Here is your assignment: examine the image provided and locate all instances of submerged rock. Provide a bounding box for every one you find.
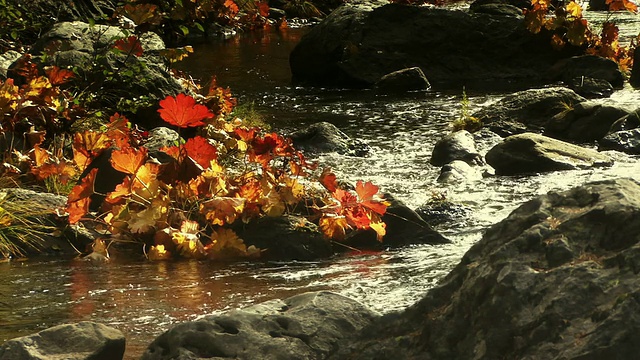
[330,178,640,360]
[0,321,125,360]
[374,67,431,93]
[472,87,586,136]
[599,128,640,155]
[486,132,613,175]
[290,4,577,90]
[289,121,370,156]
[142,291,377,360]
[436,160,483,183]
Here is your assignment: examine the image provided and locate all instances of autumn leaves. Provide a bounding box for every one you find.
[60,89,389,261]
[524,0,637,71]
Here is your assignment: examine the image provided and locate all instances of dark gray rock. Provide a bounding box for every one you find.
[599,128,640,154]
[290,4,578,90]
[374,67,431,93]
[348,194,450,248]
[588,0,609,10]
[289,121,370,156]
[549,55,625,89]
[26,21,182,103]
[430,130,483,167]
[0,321,125,360]
[0,51,21,80]
[330,178,640,360]
[472,87,586,136]
[486,132,613,175]
[142,291,377,360]
[545,101,631,142]
[234,215,333,261]
[470,3,523,16]
[415,200,471,228]
[567,76,614,98]
[469,0,531,10]
[631,46,640,88]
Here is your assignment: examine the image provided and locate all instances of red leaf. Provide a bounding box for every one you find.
[113,35,144,56]
[45,66,75,85]
[320,168,338,192]
[67,168,98,224]
[110,147,147,175]
[256,1,270,17]
[158,93,213,128]
[184,136,217,168]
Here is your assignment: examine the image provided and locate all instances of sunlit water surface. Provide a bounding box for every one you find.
[1,11,639,359]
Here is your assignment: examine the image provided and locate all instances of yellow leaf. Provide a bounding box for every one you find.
[566,1,583,17]
[263,190,285,217]
[205,228,260,260]
[369,213,386,242]
[148,244,172,260]
[319,215,349,240]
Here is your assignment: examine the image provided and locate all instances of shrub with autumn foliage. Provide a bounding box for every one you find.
[61,88,388,261]
[524,0,638,72]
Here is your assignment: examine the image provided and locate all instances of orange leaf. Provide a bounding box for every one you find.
[256,1,270,17]
[105,176,132,204]
[110,147,147,175]
[119,3,162,26]
[355,180,387,215]
[66,168,98,224]
[184,136,217,168]
[200,197,245,226]
[566,1,583,17]
[566,18,589,46]
[45,66,75,85]
[113,35,144,56]
[606,0,638,12]
[158,93,213,128]
[601,22,619,45]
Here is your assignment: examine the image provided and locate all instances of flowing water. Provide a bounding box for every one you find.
[1,11,640,359]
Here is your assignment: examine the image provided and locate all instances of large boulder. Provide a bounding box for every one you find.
[142,291,377,360]
[330,178,640,359]
[485,132,613,175]
[545,101,632,142]
[290,4,579,90]
[472,87,586,136]
[0,321,125,360]
[548,55,625,89]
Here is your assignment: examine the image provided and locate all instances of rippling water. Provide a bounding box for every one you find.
[1,11,640,359]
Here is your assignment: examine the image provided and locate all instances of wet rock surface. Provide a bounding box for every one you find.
[329,178,640,360]
[141,291,377,360]
[0,321,125,360]
[486,132,613,175]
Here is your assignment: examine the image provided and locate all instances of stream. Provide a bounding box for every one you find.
[1,10,640,360]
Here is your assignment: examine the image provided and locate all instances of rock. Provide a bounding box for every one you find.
[374,67,431,93]
[469,0,531,10]
[141,291,377,360]
[566,76,614,98]
[630,46,640,88]
[588,0,609,10]
[549,55,625,89]
[470,3,523,16]
[25,21,182,104]
[545,101,631,142]
[599,128,640,154]
[415,200,471,228]
[472,87,586,136]
[331,178,640,360]
[289,121,370,156]
[430,130,483,167]
[436,160,483,183]
[485,132,613,175]
[0,321,125,360]
[234,215,333,261]
[290,4,578,90]
[348,194,450,248]
[0,50,21,80]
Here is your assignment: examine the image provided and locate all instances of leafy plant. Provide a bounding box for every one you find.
[451,87,481,132]
[523,0,638,71]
